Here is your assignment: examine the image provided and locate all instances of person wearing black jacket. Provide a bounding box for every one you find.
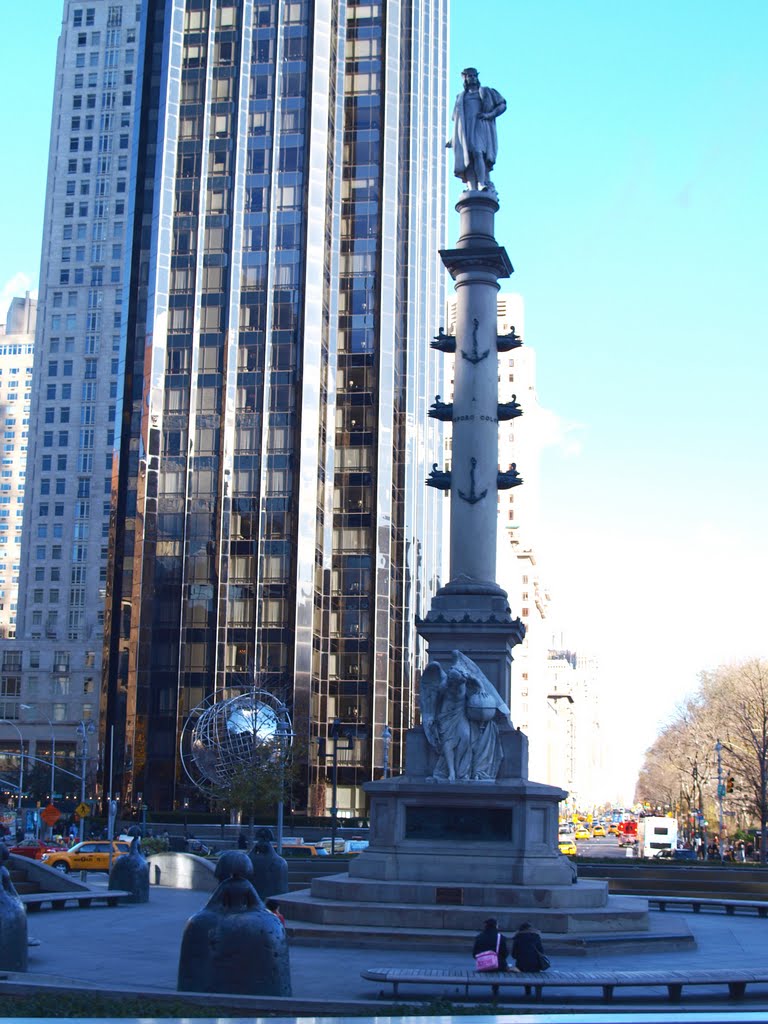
[511,921,546,970]
[473,917,508,995]
[473,917,508,968]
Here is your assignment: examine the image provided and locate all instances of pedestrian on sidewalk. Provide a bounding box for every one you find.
[266,898,286,927]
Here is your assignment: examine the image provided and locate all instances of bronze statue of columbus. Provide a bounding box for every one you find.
[447,68,507,191]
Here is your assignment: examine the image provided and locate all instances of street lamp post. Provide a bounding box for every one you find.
[381,725,392,779]
[318,719,355,854]
[76,719,96,842]
[715,739,725,862]
[20,706,59,836]
[183,796,190,838]
[49,725,55,806]
[0,718,24,820]
[274,708,294,857]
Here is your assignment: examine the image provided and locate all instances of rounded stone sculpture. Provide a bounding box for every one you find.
[178,850,290,996]
[0,842,28,972]
[108,836,149,903]
[247,827,288,900]
[215,849,254,885]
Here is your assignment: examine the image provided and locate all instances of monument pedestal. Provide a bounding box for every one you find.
[351,768,572,887]
[416,580,524,711]
[280,724,651,938]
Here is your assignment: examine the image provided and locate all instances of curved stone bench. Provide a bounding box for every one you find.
[649,894,768,916]
[21,890,130,912]
[146,852,217,891]
[362,966,768,1003]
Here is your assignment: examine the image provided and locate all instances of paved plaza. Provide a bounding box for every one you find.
[11,880,768,1014]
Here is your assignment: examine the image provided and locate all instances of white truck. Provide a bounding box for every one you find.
[638,816,678,858]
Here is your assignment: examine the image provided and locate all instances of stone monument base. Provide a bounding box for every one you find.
[351,775,572,886]
[280,768,651,938]
[280,878,650,937]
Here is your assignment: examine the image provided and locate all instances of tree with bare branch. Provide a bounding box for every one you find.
[700,660,768,864]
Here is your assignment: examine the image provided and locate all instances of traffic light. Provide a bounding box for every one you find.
[727,775,735,794]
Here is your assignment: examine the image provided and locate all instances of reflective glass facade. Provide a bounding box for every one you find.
[102,0,448,814]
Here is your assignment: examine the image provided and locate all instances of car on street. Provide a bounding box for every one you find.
[273,842,329,857]
[654,847,697,861]
[41,839,130,872]
[8,839,68,860]
[558,838,577,856]
[592,825,607,837]
[318,838,369,854]
[608,824,620,835]
[574,827,592,841]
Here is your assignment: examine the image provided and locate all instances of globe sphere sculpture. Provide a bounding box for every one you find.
[180,691,291,795]
[466,689,499,723]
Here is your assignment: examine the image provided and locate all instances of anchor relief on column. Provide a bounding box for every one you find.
[458,457,487,505]
[461,318,489,365]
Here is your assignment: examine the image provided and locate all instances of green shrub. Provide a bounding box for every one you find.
[139,836,169,855]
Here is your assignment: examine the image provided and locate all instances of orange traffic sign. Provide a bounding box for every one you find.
[40,804,61,827]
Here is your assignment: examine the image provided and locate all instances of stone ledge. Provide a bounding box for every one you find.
[279,914,693,954]
[0,975,385,1015]
[280,888,650,934]
[310,874,609,909]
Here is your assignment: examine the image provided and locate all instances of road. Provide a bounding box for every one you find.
[573,833,636,859]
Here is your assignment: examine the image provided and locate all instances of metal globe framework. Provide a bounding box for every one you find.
[180,690,292,796]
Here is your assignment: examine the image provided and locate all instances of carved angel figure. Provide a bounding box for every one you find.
[419,650,510,782]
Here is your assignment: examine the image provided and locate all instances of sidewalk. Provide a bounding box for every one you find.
[16,883,768,1006]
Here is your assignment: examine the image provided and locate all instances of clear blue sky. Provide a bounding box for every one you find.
[1,2,766,799]
[449,0,768,798]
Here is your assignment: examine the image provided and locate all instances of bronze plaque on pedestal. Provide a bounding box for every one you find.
[405,806,512,840]
[435,886,464,905]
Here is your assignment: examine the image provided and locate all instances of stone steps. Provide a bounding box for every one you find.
[283,915,694,954]
[311,873,609,908]
[8,863,42,895]
[280,887,650,934]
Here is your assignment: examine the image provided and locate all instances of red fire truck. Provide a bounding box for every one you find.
[617,820,638,845]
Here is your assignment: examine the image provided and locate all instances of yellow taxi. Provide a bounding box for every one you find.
[273,843,329,857]
[41,839,130,873]
[558,838,577,856]
[608,824,620,836]
[591,825,607,838]
[574,827,592,841]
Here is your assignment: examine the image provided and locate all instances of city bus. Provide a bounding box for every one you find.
[638,816,678,858]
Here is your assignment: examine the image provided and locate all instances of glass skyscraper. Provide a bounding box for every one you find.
[10,2,140,786]
[102,0,448,814]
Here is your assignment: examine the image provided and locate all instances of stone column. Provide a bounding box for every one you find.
[444,191,512,584]
[418,189,522,709]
